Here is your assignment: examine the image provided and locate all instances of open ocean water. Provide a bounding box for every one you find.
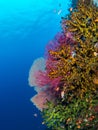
[0,0,73,130]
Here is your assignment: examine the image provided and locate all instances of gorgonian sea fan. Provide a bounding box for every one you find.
[28,56,61,110]
[33,71,50,87]
[28,57,53,110]
[28,57,46,87]
[28,57,61,89]
[30,89,55,111]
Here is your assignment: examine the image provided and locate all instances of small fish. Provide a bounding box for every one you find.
[61,91,64,98]
[55,87,59,91]
[71,51,76,57]
[42,122,45,125]
[58,9,62,15]
[70,7,73,12]
[34,113,37,117]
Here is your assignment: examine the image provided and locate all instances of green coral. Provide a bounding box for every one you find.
[42,92,98,130]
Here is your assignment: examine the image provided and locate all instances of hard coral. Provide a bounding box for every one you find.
[62,0,98,44]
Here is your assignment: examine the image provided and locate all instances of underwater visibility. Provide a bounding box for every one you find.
[28,0,98,129]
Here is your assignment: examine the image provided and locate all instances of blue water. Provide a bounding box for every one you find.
[0,0,71,130]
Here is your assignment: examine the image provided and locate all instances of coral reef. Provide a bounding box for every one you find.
[62,0,98,44]
[28,0,98,129]
[42,93,98,130]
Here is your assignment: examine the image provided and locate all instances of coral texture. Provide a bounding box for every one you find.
[29,0,98,129]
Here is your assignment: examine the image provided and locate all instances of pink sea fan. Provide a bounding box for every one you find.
[28,57,46,87]
[34,70,61,89]
[34,70,50,87]
[31,90,54,111]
